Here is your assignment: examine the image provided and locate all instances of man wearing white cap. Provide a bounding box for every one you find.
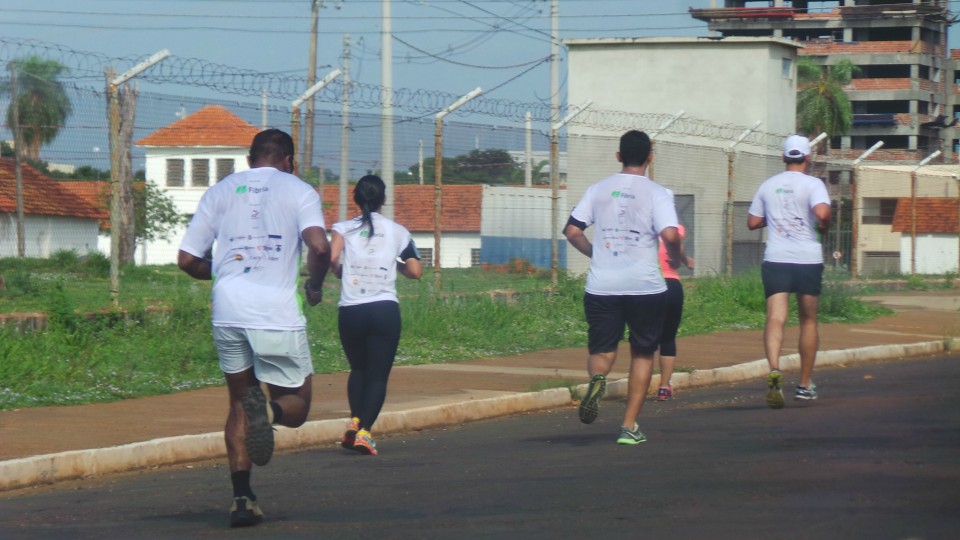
[747,135,831,408]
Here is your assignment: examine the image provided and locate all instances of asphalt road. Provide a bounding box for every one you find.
[2,353,958,540]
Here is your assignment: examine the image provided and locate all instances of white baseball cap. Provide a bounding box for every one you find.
[783,135,811,158]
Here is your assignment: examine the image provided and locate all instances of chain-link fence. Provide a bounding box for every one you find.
[2,47,959,284]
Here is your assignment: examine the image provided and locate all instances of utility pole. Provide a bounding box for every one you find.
[339,33,352,222]
[724,120,761,276]
[850,141,884,279]
[105,50,170,304]
[434,87,483,292]
[550,0,559,126]
[9,62,25,257]
[304,0,323,181]
[551,101,592,285]
[381,0,395,217]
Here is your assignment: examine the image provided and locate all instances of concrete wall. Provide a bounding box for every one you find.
[855,164,958,273]
[563,37,800,276]
[143,147,249,216]
[137,146,249,265]
[480,185,567,269]
[412,232,479,270]
[0,215,101,258]
[564,37,800,143]
[899,234,959,274]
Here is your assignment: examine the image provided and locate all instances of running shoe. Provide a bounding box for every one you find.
[616,423,647,445]
[766,370,785,409]
[229,496,264,527]
[794,383,818,401]
[352,429,378,455]
[241,386,275,466]
[656,386,673,401]
[578,373,606,424]
[341,417,360,449]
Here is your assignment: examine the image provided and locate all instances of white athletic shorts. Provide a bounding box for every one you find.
[213,327,314,388]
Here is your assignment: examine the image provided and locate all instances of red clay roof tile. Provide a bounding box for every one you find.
[135,105,259,148]
[0,160,106,220]
[892,197,960,234]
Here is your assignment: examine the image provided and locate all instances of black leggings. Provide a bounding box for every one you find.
[659,279,684,357]
[338,301,402,431]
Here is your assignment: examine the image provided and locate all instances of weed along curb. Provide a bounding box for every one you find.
[1,340,954,493]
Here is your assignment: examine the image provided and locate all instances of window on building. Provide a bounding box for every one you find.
[918,101,929,115]
[862,198,898,225]
[854,65,909,79]
[191,159,210,187]
[216,159,235,182]
[781,57,793,79]
[166,159,184,187]
[419,247,434,268]
[470,248,481,267]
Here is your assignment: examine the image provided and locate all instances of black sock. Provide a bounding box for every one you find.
[269,402,283,425]
[231,471,255,500]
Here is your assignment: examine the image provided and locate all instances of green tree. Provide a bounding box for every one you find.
[4,57,73,162]
[410,149,522,185]
[135,180,185,246]
[796,57,858,142]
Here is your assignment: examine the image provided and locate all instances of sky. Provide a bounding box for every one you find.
[3,0,960,171]
[0,0,732,110]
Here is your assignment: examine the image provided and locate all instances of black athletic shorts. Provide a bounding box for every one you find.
[583,291,667,356]
[761,261,824,298]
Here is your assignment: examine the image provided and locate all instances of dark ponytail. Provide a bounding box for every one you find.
[354,175,386,238]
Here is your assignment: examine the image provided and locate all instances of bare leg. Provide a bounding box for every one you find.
[587,351,618,378]
[224,370,259,473]
[266,375,313,428]
[658,355,675,389]
[622,351,655,428]
[764,293,790,371]
[796,294,820,388]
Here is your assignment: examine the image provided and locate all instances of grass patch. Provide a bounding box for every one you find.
[0,258,893,410]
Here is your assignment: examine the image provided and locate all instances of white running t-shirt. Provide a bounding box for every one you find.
[180,166,326,329]
[748,170,830,264]
[333,213,415,307]
[569,173,678,296]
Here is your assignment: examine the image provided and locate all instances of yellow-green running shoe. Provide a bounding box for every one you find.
[578,374,606,424]
[616,423,647,445]
[766,370,785,409]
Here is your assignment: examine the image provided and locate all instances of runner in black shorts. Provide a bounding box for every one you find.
[761,262,824,298]
[748,135,831,409]
[564,130,685,445]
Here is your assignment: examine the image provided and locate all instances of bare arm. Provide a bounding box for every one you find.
[398,257,423,280]
[328,230,344,280]
[177,250,212,281]
[747,213,766,231]
[302,226,331,306]
[660,226,685,269]
[812,202,831,235]
[563,223,592,258]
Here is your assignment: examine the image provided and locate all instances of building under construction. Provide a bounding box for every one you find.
[690,0,955,163]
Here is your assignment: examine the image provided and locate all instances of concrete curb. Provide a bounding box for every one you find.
[1,340,953,492]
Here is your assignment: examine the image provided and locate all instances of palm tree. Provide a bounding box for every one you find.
[796,57,859,144]
[4,56,73,162]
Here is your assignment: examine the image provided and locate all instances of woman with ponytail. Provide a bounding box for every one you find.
[329,175,422,455]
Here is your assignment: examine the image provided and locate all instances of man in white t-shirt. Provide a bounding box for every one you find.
[748,134,831,409]
[177,129,330,527]
[564,130,684,446]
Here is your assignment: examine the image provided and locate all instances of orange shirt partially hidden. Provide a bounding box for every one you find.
[658,224,686,281]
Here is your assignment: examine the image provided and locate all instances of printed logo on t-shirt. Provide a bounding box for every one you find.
[611,190,635,199]
[234,185,269,195]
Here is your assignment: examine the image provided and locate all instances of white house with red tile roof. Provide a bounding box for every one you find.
[134,105,259,264]
[0,160,104,258]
